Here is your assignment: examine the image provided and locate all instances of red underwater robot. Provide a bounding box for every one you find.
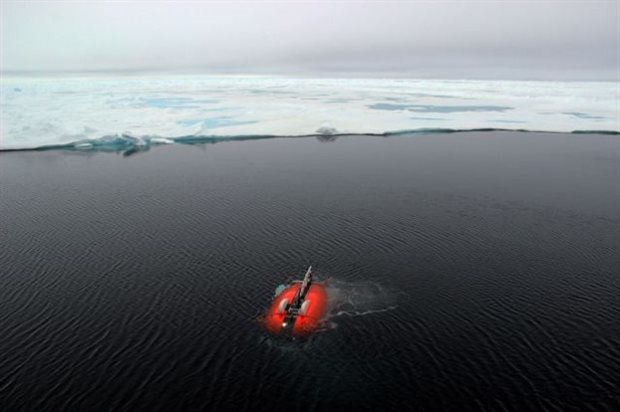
[263,266,328,338]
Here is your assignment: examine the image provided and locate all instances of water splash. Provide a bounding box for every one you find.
[325,279,398,320]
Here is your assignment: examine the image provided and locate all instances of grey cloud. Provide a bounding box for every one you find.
[1,1,618,80]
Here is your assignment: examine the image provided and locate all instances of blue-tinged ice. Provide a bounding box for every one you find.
[1,76,618,150]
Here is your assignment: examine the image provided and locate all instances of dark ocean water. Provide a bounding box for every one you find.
[1,132,619,411]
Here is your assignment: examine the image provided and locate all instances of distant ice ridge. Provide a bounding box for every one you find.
[1,75,618,150]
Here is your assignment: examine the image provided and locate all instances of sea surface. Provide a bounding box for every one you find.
[1,131,619,411]
[1,75,618,150]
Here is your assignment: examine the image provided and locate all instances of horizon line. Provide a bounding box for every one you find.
[1,68,617,83]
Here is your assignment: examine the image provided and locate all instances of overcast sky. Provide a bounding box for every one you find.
[1,1,618,80]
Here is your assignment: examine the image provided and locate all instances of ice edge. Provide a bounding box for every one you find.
[1,128,618,154]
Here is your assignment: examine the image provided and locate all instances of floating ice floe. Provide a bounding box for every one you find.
[1,75,618,151]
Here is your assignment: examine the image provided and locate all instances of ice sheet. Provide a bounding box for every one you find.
[1,75,618,150]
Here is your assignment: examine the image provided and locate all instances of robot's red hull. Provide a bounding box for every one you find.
[264,283,328,338]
